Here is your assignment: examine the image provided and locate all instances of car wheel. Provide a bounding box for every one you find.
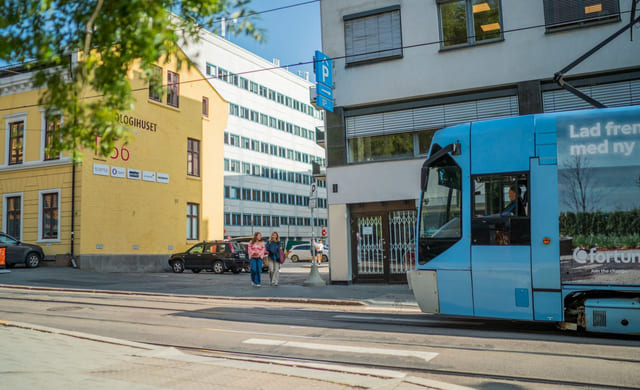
[291,255,299,263]
[213,260,224,274]
[192,268,202,273]
[25,253,41,268]
[321,255,328,263]
[171,260,185,273]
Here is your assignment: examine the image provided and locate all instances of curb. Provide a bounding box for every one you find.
[0,283,366,306]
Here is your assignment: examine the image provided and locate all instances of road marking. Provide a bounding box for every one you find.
[243,338,438,362]
[334,314,426,323]
[333,314,485,326]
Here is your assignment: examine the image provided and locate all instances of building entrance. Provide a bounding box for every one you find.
[350,201,416,283]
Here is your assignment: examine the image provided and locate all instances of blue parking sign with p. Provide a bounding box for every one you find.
[314,50,332,88]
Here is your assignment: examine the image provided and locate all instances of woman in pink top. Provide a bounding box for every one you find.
[248,232,265,287]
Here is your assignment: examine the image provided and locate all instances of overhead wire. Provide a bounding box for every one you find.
[0,8,637,115]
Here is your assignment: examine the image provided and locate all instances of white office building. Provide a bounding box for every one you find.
[320,0,640,283]
[181,29,327,243]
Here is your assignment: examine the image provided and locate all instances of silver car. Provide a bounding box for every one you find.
[286,244,329,263]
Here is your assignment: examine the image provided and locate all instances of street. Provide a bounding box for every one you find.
[1,264,639,389]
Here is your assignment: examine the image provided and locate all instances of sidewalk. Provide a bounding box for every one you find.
[0,321,472,390]
[0,265,418,309]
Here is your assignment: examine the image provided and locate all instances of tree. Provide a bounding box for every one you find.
[0,0,262,161]
[560,155,600,213]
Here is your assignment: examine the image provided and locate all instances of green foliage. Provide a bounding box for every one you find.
[0,0,262,161]
[560,210,640,248]
[572,234,640,249]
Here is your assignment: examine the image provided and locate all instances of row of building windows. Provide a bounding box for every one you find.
[224,213,328,228]
[224,132,326,167]
[224,185,327,208]
[4,115,61,166]
[345,1,620,64]
[3,191,60,242]
[205,62,324,121]
[228,102,318,143]
[223,159,327,188]
[149,66,180,108]
[4,193,201,243]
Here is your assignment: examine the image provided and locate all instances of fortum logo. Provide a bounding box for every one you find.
[573,247,640,264]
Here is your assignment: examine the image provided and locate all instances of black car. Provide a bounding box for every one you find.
[168,240,248,274]
[0,232,44,268]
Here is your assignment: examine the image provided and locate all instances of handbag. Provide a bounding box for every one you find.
[278,248,285,264]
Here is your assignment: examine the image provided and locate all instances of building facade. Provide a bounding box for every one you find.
[320,0,640,283]
[181,30,328,244]
[0,53,227,271]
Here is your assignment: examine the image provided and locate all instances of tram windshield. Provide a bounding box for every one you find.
[418,152,462,264]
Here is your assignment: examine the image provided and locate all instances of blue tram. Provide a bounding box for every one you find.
[407,106,640,335]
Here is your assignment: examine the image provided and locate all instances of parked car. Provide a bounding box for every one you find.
[168,240,248,274]
[0,232,44,268]
[286,243,329,263]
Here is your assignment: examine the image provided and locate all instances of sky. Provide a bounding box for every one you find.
[224,0,322,78]
[0,0,323,77]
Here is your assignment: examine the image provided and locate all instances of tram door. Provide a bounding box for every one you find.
[350,202,416,283]
[470,174,533,320]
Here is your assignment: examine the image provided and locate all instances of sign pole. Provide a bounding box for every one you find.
[304,180,325,287]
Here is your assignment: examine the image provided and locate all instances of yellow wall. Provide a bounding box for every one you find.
[0,52,227,262]
[0,86,74,258]
[78,54,227,255]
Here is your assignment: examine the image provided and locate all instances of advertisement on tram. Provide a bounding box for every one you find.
[557,110,640,285]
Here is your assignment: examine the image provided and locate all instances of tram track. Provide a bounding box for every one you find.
[2,288,639,389]
[144,341,640,390]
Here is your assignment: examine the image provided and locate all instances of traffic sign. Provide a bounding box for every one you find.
[314,50,334,112]
[316,94,334,112]
[314,50,332,88]
[316,83,333,100]
[322,228,326,236]
[310,182,318,200]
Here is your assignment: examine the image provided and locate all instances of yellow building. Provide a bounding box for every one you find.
[0,53,227,271]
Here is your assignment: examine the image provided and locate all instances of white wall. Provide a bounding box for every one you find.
[321,0,640,107]
[326,159,422,205]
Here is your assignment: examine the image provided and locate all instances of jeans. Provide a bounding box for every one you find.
[250,258,263,285]
[268,258,280,285]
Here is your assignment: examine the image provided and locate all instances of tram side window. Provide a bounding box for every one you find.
[471,174,530,245]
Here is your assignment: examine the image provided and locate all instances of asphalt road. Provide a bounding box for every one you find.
[1,281,639,390]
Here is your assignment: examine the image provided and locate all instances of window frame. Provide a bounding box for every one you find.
[3,193,23,240]
[186,202,199,240]
[343,5,403,66]
[38,189,60,242]
[437,0,504,50]
[471,172,530,246]
[202,96,209,118]
[542,0,620,32]
[167,70,180,108]
[187,138,200,177]
[149,65,162,102]
[8,120,25,165]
